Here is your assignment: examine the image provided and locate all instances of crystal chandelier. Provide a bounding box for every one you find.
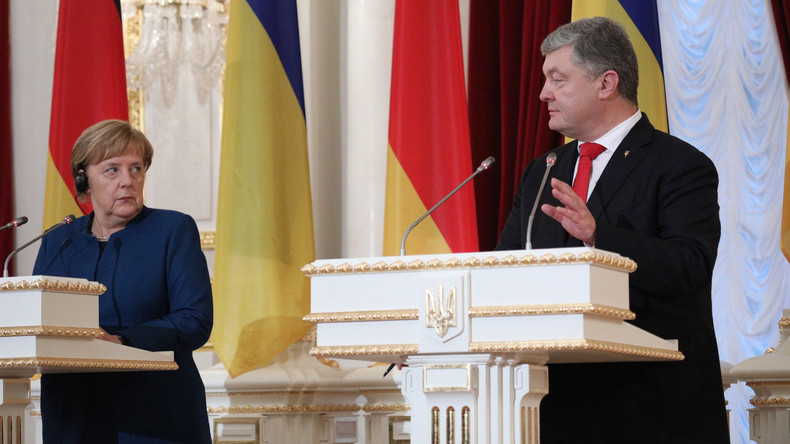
[122,0,228,107]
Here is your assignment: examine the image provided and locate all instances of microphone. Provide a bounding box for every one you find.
[525,153,557,250]
[0,216,28,232]
[3,215,76,278]
[400,156,495,256]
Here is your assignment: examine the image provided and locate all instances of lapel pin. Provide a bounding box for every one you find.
[624,150,630,158]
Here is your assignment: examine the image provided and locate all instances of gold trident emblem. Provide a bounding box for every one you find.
[425,283,457,338]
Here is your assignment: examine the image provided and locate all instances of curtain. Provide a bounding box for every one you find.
[0,0,13,271]
[468,0,571,251]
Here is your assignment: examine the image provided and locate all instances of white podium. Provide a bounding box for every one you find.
[303,247,683,444]
[0,276,177,443]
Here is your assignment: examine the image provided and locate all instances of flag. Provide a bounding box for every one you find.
[383,0,479,256]
[213,0,315,378]
[571,0,668,133]
[45,0,129,224]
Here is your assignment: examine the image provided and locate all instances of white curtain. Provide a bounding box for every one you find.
[658,0,790,442]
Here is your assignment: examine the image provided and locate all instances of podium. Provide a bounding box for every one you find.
[303,247,683,444]
[0,276,177,443]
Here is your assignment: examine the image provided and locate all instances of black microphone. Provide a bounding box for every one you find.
[0,216,28,232]
[526,153,557,250]
[400,156,495,256]
[3,215,76,278]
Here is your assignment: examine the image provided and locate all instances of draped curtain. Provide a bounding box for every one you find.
[658,1,790,442]
[467,0,571,251]
[0,0,13,272]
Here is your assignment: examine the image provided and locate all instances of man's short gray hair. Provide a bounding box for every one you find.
[541,17,639,106]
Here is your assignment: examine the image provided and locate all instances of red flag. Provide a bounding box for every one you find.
[45,0,128,225]
[383,0,479,255]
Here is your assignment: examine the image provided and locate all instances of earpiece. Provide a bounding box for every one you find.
[74,169,89,195]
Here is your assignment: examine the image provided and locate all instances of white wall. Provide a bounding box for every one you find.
[9,0,57,275]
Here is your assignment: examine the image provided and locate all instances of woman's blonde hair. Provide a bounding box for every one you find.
[70,119,154,180]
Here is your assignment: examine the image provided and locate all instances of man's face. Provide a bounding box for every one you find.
[539,45,603,141]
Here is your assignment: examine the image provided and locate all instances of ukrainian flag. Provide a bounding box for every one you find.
[572,0,668,133]
[213,0,315,377]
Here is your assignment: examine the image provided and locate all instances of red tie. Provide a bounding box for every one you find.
[573,142,606,202]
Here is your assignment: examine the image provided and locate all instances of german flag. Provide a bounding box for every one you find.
[45,0,128,225]
[383,0,479,256]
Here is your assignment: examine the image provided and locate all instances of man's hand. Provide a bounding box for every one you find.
[541,178,596,245]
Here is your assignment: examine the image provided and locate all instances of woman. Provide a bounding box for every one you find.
[33,120,213,443]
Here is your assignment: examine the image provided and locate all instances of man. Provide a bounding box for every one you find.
[496,17,729,443]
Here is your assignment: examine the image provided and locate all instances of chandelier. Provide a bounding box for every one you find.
[121,0,229,107]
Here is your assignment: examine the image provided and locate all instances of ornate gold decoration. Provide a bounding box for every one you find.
[354,262,371,272]
[213,417,259,444]
[316,356,339,368]
[779,317,790,328]
[0,326,104,337]
[408,259,425,270]
[426,258,443,269]
[372,261,390,272]
[301,263,318,274]
[749,396,790,407]
[462,406,471,444]
[482,256,499,266]
[206,404,360,414]
[425,284,456,338]
[121,4,145,131]
[310,344,419,358]
[301,251,637,276]
[469,339,684,360]
[336,263,354,273]
[199,231,215,249]
[0,278,106,295]
[521,254,538,265]
[207,390,361,397]
[432,407,440,444]
[362,403,410,412]
[318,263,336,274]
[469,303,635,320]
[447,406,455,443]
[304,309,418,323]
[423,364,471,392]
[746,381,790,387]
[0,357,177,371]
[463,257,481,267]
[500,255,519,265]
[538,253,558,264]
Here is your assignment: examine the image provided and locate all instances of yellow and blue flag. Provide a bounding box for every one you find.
[213,0,315,377]
[572,0,668,132]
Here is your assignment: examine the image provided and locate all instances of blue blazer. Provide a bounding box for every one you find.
[497,114,729,443]
[34,206,213,443]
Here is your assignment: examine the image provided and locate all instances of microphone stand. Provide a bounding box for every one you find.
[3,215,75,278]
[400,156,495,256]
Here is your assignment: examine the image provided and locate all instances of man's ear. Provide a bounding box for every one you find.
[599,70,620,99]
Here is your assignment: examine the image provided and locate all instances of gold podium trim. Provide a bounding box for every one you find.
[0,326,104,337]
[469,339,684,360]
[0,278,106,295]
[0,357,178,371]
[301,251,637,276]
[304,309,418,323]
[469,303,635,320]
[310,344,419,357]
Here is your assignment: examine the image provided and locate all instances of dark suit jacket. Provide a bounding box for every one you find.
[497,114,729,443]
[33,207,213,444]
